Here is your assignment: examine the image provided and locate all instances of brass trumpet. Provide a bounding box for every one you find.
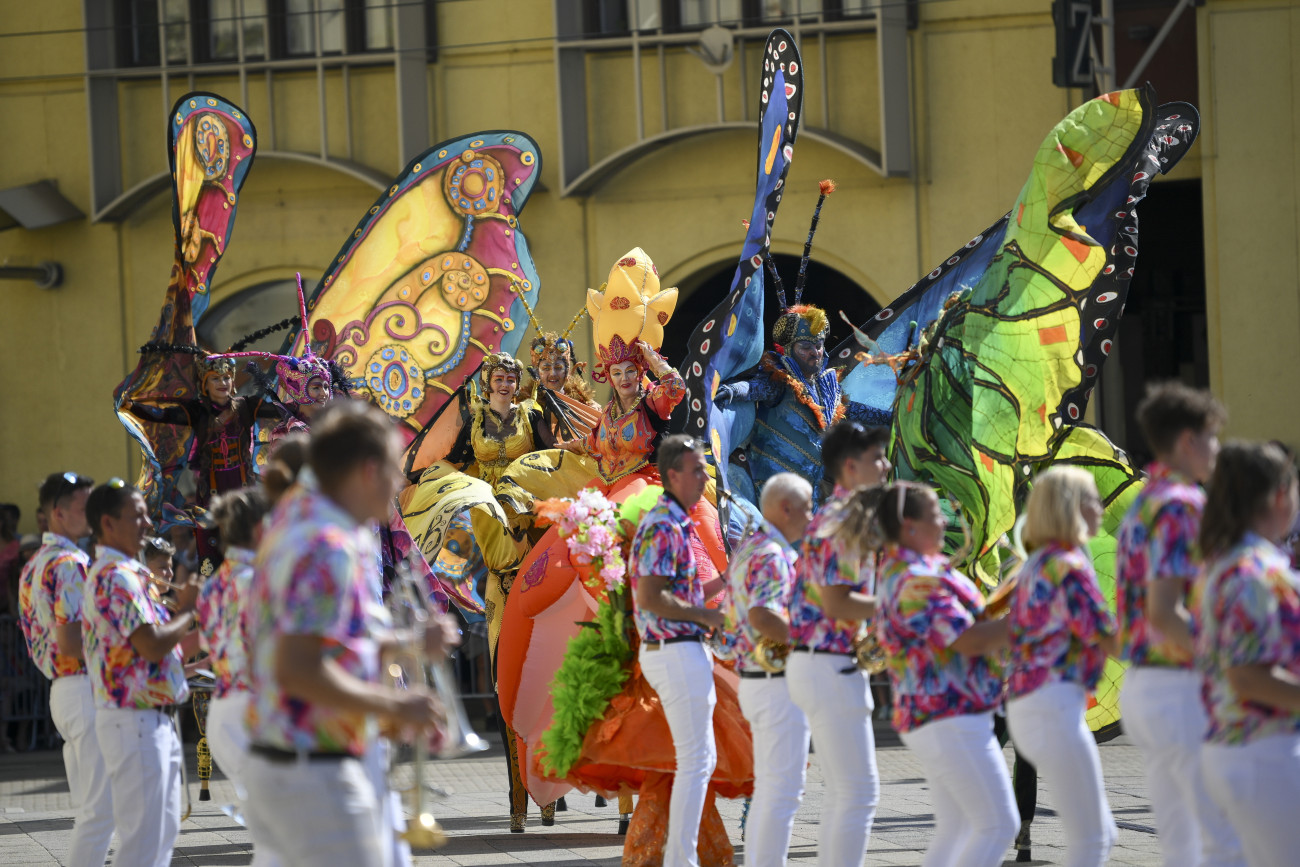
[753,636,790,674]
[385,550,489,849]
[852,627,888,675]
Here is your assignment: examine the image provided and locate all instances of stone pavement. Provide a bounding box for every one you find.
[0,727,1164,866]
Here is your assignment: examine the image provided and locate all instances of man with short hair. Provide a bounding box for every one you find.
[632,434,726,867]
[1116,382,1244,866]
[242,401,446,867]
[726,472,814,867]
[785,420,890,867]
[18,472,115,867]
[83,479,199,867]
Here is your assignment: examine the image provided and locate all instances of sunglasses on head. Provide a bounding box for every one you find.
[48,471,94,506]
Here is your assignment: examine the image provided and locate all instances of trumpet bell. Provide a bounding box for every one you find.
[754,637,790,674]
[853,632,888,675]
[431,662,490,759]
[401,811,448,850]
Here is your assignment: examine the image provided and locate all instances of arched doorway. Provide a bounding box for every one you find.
[661,253,882,366]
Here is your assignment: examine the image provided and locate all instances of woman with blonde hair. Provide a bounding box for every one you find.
[1196,441,1300,866]
[1006,466,1119,867]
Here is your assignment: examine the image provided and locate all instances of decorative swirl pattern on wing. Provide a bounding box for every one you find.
[287,133,544,470]
[112,92,258,528]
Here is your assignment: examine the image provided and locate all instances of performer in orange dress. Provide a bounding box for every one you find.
[495,250,752,862]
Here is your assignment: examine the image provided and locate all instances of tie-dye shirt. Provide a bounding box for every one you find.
[788,485,873,654]
[1008,542,1116,698]
[1197,534,1300,746]
[724,519,797,673]
[631,493,704,642]
[83,546,190,709]
[1115,463,1202,668]
[245,472,383,756]
[18,533,90,680]
[878,546,1003,733]
[197,546,255,699]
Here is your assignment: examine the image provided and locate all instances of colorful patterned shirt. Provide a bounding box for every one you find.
[788,485,872,653]
[18,533,90,680]
[631,493,705,642]
[83,546,190,709]
[1115,463,1203,668]
[1197,534,1300,746]
[878,546,1003,733]
[245,471,384,756]
[724,519,798,673]
[1007,542,1116,698]
[197,546,255,698]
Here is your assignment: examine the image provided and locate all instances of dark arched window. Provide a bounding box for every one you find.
[196,277,303,353]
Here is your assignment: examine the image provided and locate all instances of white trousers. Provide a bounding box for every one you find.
[901,711,1019,867]
[1008,681,1117,867]
[786,652,879,867]
[244,752,385,867]
[1120,667,1245,867]
[207,692,251,803]
[363,737,412,867]
[49,676,115,867]
[206,692,286,867]
[738,675,810,867]
[94,706,183,867]
[1203,734,1300,867]
[640,640,718,867]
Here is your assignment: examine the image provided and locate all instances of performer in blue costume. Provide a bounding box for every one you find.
[713,182,890,506]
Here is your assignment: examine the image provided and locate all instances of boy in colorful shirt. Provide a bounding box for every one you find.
[785,420,889,867]
[17,471,115,867]
[242,401,448,867]
[632,434,725,867]
[1114,382,1243,867]
[724,472,812,867]
[83,479,198,867]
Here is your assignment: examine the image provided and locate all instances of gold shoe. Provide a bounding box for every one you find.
[510,813,525,833]
[541,801,556,826]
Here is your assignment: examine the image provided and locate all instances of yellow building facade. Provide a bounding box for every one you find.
[0,0,1295,528]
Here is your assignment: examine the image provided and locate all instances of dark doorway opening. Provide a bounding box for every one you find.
[661,253,882,367]
[1098,179,1208,467]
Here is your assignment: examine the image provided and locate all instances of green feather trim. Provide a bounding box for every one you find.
[537,587,634,778]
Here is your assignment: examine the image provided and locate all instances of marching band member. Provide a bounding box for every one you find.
[785,420,889,866]
[875,482,1017,867]
[242,401,448,867]
[1006,467,1119,867]
[196,487,271,851]
[83,479,199,867]
[1196,442,1300,866]
[631,434,725,867]
[1114,383,1244,866]
[726,472,813,867]
[17,472,115,867]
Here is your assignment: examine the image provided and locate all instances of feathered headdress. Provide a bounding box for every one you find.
[514,287,588,375]
[273,273,332,405]
[771,179,835,350]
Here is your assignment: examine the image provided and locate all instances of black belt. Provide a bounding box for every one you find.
[642,634,704,651]
[789,645,851,656]
[738,669,785,679]
[250,743,355,763]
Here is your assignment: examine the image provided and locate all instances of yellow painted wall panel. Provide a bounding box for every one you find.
[1200,2,1300,440]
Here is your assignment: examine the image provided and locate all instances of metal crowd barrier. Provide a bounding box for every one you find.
[0,615,57,752]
